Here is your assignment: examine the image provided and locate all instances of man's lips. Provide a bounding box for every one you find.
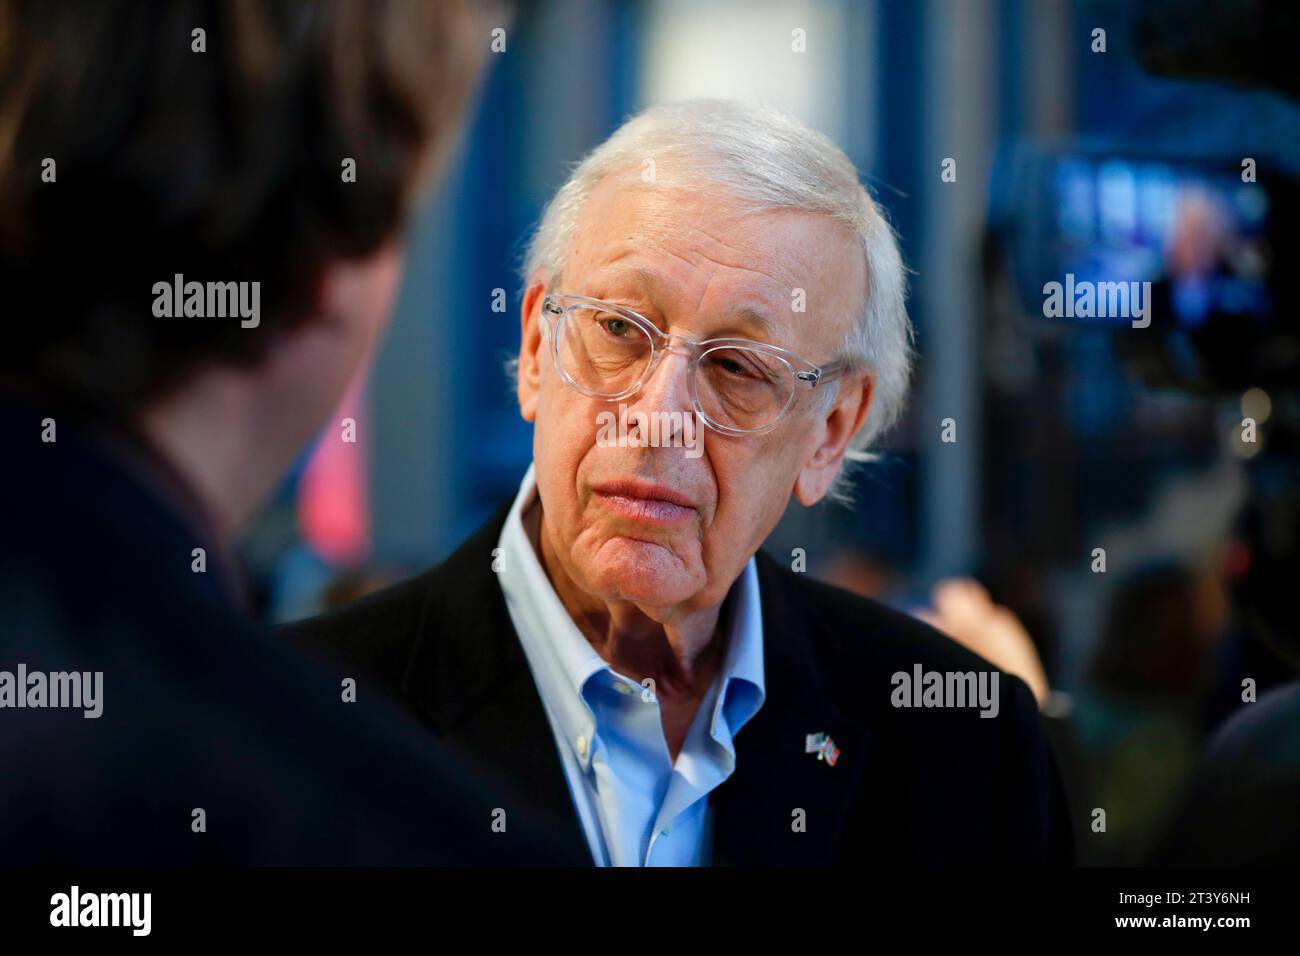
[589,479,698,526]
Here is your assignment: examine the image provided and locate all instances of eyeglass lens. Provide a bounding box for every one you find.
[554,304,797,432]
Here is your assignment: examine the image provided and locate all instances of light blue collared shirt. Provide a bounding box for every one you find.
[496,465,766,866]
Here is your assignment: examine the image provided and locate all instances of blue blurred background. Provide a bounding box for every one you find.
[247,0,1300,863]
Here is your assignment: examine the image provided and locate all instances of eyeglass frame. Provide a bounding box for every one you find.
[540,292,853,437]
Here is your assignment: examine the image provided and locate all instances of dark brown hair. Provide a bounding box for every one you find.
[0,0,485,410]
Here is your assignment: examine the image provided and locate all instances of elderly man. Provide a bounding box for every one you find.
[289,99,1074,866]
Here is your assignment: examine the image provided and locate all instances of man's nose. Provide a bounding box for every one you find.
[629,338,694,416]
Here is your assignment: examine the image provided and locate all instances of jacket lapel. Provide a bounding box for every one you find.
[710,551,870,865]
[398,504,593,865]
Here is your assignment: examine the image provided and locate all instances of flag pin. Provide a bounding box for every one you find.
[805,732,840,766]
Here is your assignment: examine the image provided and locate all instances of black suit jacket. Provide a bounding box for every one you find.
[285,500,1076,866]
[0,394,576,865]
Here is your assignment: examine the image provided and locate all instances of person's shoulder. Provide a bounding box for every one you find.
[1152,681,1300,865]
[279,503,510,678]
[755,554,1066,863]
[279,561,444,680]
[1206,680,1300,765]
[755,551,1040,725]
[757,551,1004,675]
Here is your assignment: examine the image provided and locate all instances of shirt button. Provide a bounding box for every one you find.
[612,681,633,695]
[575,735,588,758]
[661,824,672,837]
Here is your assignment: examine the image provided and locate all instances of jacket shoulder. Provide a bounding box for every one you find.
[756,551,1042,729]
[280,566,439,684]
[758,551,1007,677]
[280,502,510,683]
[758,554,1071,862]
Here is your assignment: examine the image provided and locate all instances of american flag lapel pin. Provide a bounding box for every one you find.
[805,732,839,767]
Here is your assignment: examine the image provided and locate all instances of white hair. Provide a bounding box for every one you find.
[519,98,913,503]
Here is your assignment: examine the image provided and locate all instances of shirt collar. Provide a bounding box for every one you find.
[496,464,765,767]
[709,556,765,752]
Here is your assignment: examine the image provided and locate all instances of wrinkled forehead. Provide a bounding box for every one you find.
[560,176,866,350]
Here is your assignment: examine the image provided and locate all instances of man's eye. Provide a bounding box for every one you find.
[600,316,631,336]
[715,353,763,378]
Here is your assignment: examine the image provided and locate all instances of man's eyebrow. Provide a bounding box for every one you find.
[585,265,657,303]
[619,266,663,295]
[609,266,781,338]
[730,305,776,336]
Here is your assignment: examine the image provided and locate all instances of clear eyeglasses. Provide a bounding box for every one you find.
[540,292,850,436]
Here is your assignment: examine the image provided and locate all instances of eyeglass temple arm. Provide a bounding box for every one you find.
[797,359,854,388]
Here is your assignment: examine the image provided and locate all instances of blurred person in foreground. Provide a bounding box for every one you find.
[0,0,576,864]
[287,100,1074,866]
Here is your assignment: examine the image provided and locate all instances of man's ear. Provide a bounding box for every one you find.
[793,371,873,506]
[517,276,547,422]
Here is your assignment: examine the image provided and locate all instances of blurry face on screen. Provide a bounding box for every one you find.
[516,176,867,617]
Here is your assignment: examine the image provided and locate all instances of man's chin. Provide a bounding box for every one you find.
[585,536,701,607]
